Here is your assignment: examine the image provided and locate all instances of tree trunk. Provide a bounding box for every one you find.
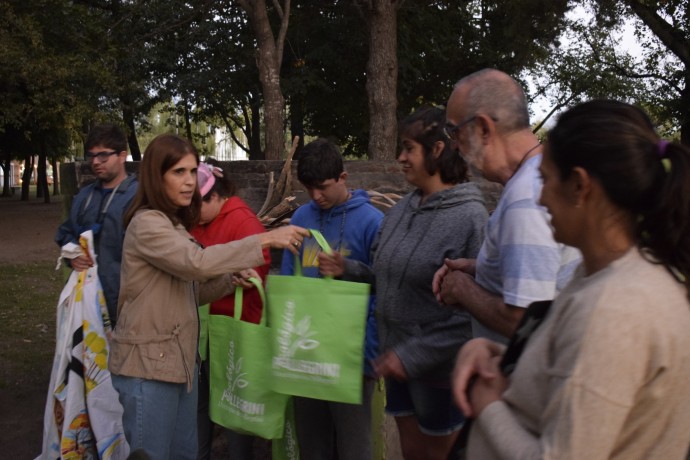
[249,90,264,160]
[681,69,689,146]
[259,61,286,160]
[122,100,142,161]
[1,156,10,197]
[290,95,305,160]
[21,156,32,201]
[52,157,60,195]
[183,100,193,142]
[36,142,47,202]
[238,0,291,160]
[37,146,49,203]
[363,0,400,160]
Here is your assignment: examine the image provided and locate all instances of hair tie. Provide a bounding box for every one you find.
[657,140,670,158]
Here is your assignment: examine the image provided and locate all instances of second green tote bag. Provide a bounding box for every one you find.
[267,230,371,404]
[208,278,290,439]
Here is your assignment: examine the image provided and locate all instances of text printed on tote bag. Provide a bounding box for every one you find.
[219,340,266,419]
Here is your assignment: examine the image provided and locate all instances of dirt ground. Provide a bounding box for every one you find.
[0,195,64,460]
[0,195,64,264]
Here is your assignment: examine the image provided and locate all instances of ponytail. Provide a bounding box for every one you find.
[639,141,690,295]
[548,100,690,298]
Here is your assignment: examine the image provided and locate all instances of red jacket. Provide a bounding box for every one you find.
[191,196,270,324]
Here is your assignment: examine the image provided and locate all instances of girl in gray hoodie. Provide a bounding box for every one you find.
[319,106,488,459]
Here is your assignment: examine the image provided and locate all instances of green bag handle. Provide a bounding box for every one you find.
[234,276,267,326]
[293,229,334,279]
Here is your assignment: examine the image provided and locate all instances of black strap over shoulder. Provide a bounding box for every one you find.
[454,300,554,450]
[499,300,553,376]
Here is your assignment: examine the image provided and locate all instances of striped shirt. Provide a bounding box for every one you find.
[473,154,581,342]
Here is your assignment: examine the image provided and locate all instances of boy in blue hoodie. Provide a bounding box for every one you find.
[280,138,383,460]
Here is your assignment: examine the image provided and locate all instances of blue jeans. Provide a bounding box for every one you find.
[112,370,198,460]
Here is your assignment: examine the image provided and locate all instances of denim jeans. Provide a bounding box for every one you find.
[112,369,198,460]
[385,378,465,436]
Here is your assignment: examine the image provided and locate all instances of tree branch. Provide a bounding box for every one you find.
[625,0,690,66]
[584,33,682,94]
[275,0,291,70]
[271,0,284,18]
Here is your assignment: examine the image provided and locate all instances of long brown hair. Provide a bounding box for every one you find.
[125,134,201,230]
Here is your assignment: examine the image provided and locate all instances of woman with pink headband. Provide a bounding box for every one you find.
[192,159,271,459]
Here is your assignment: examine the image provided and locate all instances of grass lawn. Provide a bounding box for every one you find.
[0,262,61,390]
[0,262,62,457]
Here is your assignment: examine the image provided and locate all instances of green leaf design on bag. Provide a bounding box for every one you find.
[287,315,319,357]
[295,316,311,336]
[232,354,249,391]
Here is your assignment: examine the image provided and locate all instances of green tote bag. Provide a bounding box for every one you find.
[271,397,301,460]
[208,278,290,439]
[267,229,370,404]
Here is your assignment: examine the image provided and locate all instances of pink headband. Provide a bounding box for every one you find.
[198,162,223,197]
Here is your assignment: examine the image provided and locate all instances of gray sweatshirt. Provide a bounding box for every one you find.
[345,182,488,380]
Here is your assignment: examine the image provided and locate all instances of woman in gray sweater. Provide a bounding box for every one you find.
[319,107,488,459]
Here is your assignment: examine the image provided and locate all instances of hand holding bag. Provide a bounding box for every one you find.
[208,278,290,439]
[267,229,371,404]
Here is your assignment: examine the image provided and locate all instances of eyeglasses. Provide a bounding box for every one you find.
[85,150,119,162]
[443,116,477,140]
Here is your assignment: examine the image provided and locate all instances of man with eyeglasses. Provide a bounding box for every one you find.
[55,124,138,327]
[433,69,580,342]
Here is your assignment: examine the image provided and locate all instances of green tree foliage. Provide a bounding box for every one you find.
[279,0,571,158]
[75,0,218,159]
[155,1,265,160]
[281,1,370,156]
[8,0,687,170]
[0,0,106,200]
[398,1,569,115]
[532,1,688,143]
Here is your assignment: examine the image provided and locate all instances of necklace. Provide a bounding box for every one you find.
[514,142,541,172]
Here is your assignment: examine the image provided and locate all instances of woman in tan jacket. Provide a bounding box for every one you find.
[109,134,308,459]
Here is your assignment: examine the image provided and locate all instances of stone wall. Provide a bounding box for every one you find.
[61,160,502,215]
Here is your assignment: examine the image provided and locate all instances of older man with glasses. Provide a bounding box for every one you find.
[433,68,580,342]
[55,124,138,327]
